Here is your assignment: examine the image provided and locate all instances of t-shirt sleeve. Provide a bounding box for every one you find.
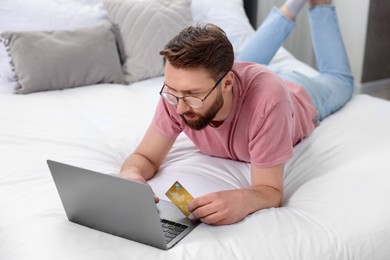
[249,100,294,168]
[152,99,182,140]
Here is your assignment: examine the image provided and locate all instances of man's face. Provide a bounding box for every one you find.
[163,62,224,130]
[179,90,224,130]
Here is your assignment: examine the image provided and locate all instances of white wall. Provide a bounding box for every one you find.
[334,0,370,84]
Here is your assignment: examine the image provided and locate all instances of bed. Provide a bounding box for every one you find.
[1,0,390,259]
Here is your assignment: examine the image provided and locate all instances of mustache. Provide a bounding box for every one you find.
[180,111,196,117]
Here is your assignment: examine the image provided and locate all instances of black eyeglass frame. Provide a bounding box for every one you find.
[159,71,229,109]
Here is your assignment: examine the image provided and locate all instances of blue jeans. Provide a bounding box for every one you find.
[236,6,354,122]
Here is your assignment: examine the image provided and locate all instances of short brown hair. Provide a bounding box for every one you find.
[160,23,234,80]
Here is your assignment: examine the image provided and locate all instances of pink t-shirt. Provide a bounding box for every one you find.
[153,62,318,168]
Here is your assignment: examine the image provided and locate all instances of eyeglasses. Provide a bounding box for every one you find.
[159,71,229,109]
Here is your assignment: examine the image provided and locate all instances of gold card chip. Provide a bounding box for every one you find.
[165,181,194,217]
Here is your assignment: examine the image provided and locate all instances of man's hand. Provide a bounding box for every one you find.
[188,189,253,225]
[188,164,284,225]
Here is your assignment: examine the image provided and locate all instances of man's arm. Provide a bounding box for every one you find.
[188,163,284,225]
[244,163,284,213]
[120,124,176,184]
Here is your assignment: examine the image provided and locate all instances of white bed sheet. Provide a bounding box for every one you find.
[1,50,390,259]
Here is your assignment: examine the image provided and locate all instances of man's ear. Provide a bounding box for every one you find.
[222,71,234,92]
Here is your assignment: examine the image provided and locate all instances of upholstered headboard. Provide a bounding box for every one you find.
[243,0,258,28]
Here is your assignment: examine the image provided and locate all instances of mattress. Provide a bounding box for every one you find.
[1,55,390,259]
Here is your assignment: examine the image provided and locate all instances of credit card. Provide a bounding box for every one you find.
[165,181,194,217]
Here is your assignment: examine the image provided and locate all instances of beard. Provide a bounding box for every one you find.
[180,93,224,130]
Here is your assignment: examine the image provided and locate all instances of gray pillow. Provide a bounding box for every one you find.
[103,0,193,84]
[1,23,125,94]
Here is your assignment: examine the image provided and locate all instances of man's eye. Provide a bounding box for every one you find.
[167,89,177,95]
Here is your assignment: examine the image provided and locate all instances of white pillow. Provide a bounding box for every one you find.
[0,0,109,83]
[191,0,255,56]
[103,0,193,84]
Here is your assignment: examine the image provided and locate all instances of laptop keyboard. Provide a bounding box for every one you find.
[160,219,188,243]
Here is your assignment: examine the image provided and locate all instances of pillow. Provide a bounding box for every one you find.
[1,23,124,94]
[0,0,109,84]
[191,0,255,56]
[103,0,193,84]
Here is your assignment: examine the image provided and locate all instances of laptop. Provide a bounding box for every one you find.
[47,160,200,250]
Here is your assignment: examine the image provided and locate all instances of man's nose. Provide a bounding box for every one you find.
[176,98,190,115]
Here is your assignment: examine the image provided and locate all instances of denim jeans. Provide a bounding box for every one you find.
[236,6,354,121]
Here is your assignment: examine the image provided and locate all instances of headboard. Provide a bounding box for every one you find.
[243,0,258,28]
